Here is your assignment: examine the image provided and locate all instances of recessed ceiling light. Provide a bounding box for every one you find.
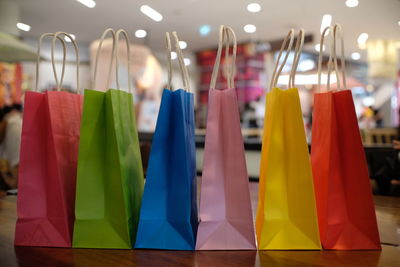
[64,34,76,42]
[247,3,261,13]
[351,52,361,60]
[199,25,211,36]
[398,21,400,26]
[76,0,96,8]
[320,14,332,34]
[16,22,31,32]
[171,52,177,60]
[357,33,368,49]
[244,24,256,33]
[345,0,359,8]
[135,29,147,38]
[184,58,191,66]
[179,41,187,49]
[140,5,163,22]
[315,44,325,52]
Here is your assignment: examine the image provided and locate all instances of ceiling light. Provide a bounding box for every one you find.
[345,0,359,8]
[140,5,163,22]
[357,33,368,49]
[64,34,76,42]
[398,21,400,26]
[314,44,325,52]
[247,3,261,13]
[16,22,31,32]
[171,52,177,60]
[135,29,147,38]
[179,41,187,49]
[199,25,211,36]
[184,58,191,66]
[76,0,96,8]
[244,24,256,33]
[320,14,332,34]
[351,52,361,60]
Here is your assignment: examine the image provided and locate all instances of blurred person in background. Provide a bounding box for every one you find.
[0,104,22,197]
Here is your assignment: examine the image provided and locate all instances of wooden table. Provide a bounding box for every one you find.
[1,182,400,267]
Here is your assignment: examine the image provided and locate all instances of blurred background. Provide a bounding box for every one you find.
[1,0,400,195]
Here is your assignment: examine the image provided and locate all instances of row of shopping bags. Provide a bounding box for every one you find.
[15,24,381,251]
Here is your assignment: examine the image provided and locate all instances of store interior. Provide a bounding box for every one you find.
[0,0,400,266]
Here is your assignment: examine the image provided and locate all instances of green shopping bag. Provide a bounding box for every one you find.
[73,29,144,249]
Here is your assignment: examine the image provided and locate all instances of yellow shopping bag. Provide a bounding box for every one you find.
[256,29,321,250]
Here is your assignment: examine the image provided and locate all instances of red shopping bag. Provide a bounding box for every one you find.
[196,26,256,250]
[15,32,83,247]
[311,24,380,250]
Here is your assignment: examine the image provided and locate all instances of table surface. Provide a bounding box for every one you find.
[1,182,400,267]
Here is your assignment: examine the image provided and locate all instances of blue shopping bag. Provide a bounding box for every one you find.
[134,32,197,250]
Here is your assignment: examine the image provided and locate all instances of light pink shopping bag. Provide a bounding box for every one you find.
[196,26,256,250]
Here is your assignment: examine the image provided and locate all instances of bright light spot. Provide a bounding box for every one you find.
[345,0,359,8]
[398,21,400,26]
[298,59,316,72]
[362,96,375,106]
[357,33,368,45]
[358,33,368,49]
[315,44,325,52]
[64,34,76,42]
[247,3,261,13]
[244,24,256,33]
[76,0,96,8]
[135,29,147,38]
[184,58,191,66]
[179,41,187,49]
[351,52,361,60]
[16,22,31,32]
[320,14,332,34]
[171,52,177,60]
[199,25,211,36]
[140,5,163,22]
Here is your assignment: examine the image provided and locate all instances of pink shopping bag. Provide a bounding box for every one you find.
[196,26,256,250]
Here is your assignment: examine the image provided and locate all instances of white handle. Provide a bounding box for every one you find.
[51,32,80,93]
[289,29,305,88]
[93,28,116,90]
[269,29,295,90]
[165,31,191,92]
[330,23,347,90]
[115,29,131,93]
[210,25,237,90]
[35,33,67,92]
[317,26,340,92]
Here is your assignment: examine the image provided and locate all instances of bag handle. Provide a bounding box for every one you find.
[329,23,347,90]
[210,25,237,90]
[165,31,191,92]
[269,29,295,90]
[35,33,67,92]
[115,29,132,93]
[317,26,340,92]
[289,29,305,88]
[51,32,80,93]
[93,28,116,91]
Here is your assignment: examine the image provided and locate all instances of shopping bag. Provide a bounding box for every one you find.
[15,32,83,247]
[135,32,197,250]
[73,29,144,249]
[196,26,256,250]
[256,29,321,250]
[311,24,380,250]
